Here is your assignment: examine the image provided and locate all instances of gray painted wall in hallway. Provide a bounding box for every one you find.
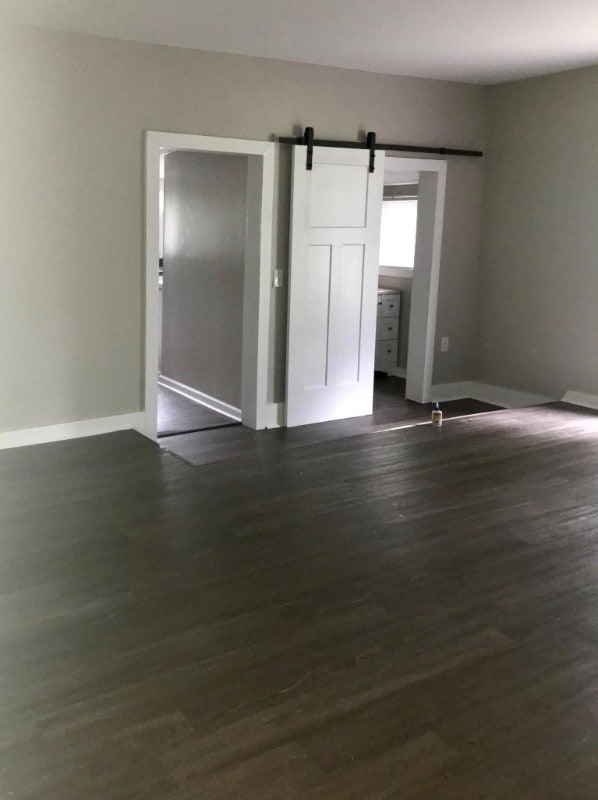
[161,151,247,409]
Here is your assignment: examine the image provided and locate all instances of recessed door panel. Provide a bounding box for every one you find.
[336,244,365,386]
[305,245,332,389]
[309,164,368,228]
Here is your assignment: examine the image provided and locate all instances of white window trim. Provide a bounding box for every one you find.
[379,265,414,278]
[382,156,447,404]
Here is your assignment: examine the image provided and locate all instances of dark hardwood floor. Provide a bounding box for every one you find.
[158,385,240,437]
[0,402,597,798]
[163,375,500,466]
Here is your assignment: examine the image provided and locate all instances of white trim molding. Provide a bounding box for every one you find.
[143,131,275,441]
[378,266,414,279]
[562,390,598,411]
[0,413,144,452]
[431,381,555,408]
[158,376,241,421]
[262,402,285,429]
[384,157,447,405]
[431,381,476,403]
[471,382,555,408]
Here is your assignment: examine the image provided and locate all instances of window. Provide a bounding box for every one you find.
[379,195,418,270]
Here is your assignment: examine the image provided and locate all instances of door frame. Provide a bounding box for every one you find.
[142,131,275,440]
[380,156,447,404]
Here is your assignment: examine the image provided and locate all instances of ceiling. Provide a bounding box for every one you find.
[1,0,597,84]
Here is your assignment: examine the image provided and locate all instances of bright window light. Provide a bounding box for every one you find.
[379,198,418,269]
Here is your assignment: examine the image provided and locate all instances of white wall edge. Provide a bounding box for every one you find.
[431,381,555,408]
[392,156,447,405]
[159,375,241,421]
[0,412,145,452]
[562,390,598,411]
[262,402,285,429]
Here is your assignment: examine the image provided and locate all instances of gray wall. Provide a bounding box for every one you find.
[161,151,247,409]
[0,24,486,432]
[475,65,598,397]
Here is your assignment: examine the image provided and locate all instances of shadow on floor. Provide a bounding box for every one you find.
[161,375,502,466]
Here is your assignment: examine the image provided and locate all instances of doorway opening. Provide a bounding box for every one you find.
[157,149,247,438]
[285,146,447,429]
[143,132,275,442]
[372,156,447,424]
[374,169,418,419]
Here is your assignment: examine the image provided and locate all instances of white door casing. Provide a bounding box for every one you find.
[143,131,275,440]
[286,146,384,427]
[378,156,447,404]
[405,167,447,403]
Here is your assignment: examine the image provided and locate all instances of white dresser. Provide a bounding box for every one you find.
[375,289,401,374]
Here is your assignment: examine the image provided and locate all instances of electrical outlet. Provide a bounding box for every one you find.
[440,336,449,352]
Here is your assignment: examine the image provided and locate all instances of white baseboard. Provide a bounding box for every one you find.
[159,375,241,421]
[562,390,598,411]
[470,382,554,409]
[430,381,476,402]
[0,412,144,452]
[431,381,555,409]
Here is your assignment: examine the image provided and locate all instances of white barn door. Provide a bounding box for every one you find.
[286,146,384,427]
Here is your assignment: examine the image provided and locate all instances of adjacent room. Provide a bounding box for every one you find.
[157,149,246,438]
[0,2,596,798]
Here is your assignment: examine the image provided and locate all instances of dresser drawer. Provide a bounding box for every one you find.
[375,339,398,364]
[377,317,399,341]
[378,294,400,317]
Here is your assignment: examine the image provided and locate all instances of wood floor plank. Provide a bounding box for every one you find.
[161,376,499,467]
[0,403,597,797]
